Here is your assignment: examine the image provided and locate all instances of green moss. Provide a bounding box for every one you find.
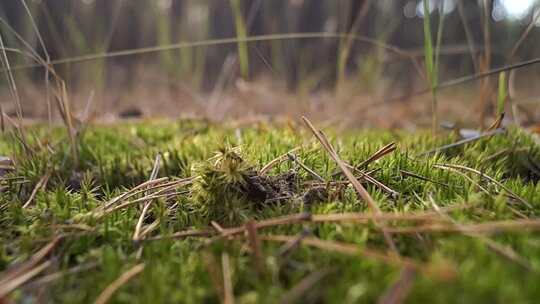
[1,121,540,303]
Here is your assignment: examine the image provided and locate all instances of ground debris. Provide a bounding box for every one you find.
[244,170,298,204]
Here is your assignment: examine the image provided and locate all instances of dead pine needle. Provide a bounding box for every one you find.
[22,171,51,208]
[377,266,417,304]
[260,147,301,175]
[280,268,331,304]
[245,220,265,276]
[434,163,530,207]
[301,116,399,254]
[221,253,234,304]
[287,152,324,182]
[94,263,145,304]
[356,142,397,170]
[419,128,505,156]
[0,261,52,298]
[261,235,419,271]
[383,219,540,235]
[427,197,532,270]
[133,153,162,242]
[0,236,61,298]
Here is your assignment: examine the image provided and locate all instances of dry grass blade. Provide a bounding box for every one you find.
[22,171,51,208]
[377,266,417,304]
[385,56,540,104]
[0,261,51,298]
[200,252,224,302]
[0,236,60,285]
[221,253,234,304]
[144,229,214,242]
[433,164,491,195]
[400,170,449,188]
[91,177,192,219]
[384,219,540,234]
[133,154,162,241]
[287,152,324,182]
[261,235,419,271]
[20,0,52,124]
[138,219,161,239]
[94,263,145,304]
[278,228,311,259]
[301,116,398,254]
[337,0,375,89]
[259,147,301,175]
[2,33,416,74]
[509,9,540,62]
[24,262,100,288]
[457,0,478,72]
[419,128,505,156]
[428,197,532,270]
[333,166,397,196]
[216,213,313,239]
[55,82,79,166]
[0,33,23,124]
[311,212,446,224]
[133,202,152,241]
[211,221,226,234]
[0,32,29,152]
[353,169,399,198]
[99,189,188,218]
[245,220,265,276]
[0,236,61,297]
[0,106,4,132]
[102,177,170,210]
[487,112,505,131]
[280,268,331,304]
[481,147,529,164]
[356,142,397,170]
[147,207,473,243]
[434,163,529,207]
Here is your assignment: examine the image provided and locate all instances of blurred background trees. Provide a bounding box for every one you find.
[1,0,540,120]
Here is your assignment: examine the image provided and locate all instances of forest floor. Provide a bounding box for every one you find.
[1,118,540,303]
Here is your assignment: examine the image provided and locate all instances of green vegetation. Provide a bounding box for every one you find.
[1,119,540,303]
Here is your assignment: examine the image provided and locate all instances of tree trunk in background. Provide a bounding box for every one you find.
[36,0,73,79]
[283,0,327,90]
[203,0,236,89]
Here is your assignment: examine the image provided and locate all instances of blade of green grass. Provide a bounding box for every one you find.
[230,0,249,79]
[422,0,437,135]
[497,72,507,116]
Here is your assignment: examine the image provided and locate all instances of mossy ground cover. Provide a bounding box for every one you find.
[1,119,540,303]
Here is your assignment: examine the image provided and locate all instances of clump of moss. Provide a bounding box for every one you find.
[191,146,301,225]
[191,146,258,225]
